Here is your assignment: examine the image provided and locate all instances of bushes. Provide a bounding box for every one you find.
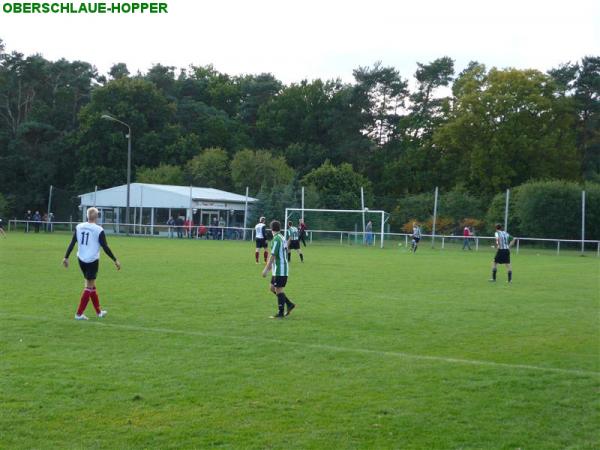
[391,181,599,239]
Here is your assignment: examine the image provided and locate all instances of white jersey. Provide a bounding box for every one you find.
[255,223,266,239]
[76,222,104,263]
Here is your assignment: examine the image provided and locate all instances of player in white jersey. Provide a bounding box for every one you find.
[286,220,304,262]
[262,220,296,319]
[411,222,422,253]
[63,207,121,320]
[254,217,269,264]
[490,224,516,283]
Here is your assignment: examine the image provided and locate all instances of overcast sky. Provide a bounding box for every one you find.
[1,0,598,83]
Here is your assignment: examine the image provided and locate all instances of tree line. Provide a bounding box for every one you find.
[0,38,598,233]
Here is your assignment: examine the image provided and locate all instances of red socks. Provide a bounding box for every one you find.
[263,251,268,262]
[89,288,101,314]
[76,287,101,315]
[76,288,92,315]
[255,251,259,263]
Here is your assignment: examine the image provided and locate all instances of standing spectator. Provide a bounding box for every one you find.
[184,217,192,238]
[299,218,307,247]
[175,215,184,238]
[167,216,175,238]
[462,226,472,250]
[218,216,226,239]
[24,210,32,233]
[33,211,42,233]
[0,217,6,238]
[212,217,219,240]
[365,220,373,246]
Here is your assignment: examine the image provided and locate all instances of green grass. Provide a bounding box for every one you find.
[1,233,599,449]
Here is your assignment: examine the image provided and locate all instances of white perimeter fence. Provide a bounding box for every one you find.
[8,220,600,257]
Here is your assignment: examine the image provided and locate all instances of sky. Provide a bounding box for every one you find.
[0,0,598,83]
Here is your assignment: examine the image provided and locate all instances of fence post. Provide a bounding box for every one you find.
[441,236,445,249]
[70,215,73,232]
[340,232,343,245]
[475,237,479,251]
[516,239,520,254]
[557,240,560,256]
[405,234,408,247]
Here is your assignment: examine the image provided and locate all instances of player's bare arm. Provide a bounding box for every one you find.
[262,254,275,277]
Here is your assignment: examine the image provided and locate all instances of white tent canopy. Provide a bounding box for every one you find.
[80,183,257,211]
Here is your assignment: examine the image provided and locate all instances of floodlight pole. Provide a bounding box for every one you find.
[102,114,132,236]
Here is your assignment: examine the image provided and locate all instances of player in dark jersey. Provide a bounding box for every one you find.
[490,224,517,283]
[63,207,121,320]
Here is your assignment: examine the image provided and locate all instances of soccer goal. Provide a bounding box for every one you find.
[284,208,389,249]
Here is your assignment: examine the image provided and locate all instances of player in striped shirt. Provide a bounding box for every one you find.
[262,220,296,319]
[490,224,516,283]
[411,222,422,253]
[63,207,121,320]
[286,220,304,262]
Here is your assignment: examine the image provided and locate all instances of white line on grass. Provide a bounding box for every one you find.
[3,313,599,378]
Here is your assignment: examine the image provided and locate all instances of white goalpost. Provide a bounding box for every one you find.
[285,207,388,249]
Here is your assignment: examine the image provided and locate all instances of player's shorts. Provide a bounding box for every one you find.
[494,249,510,264]
[0,223,4,230]
[412,237,421,243]
[270,276,288,288]
[289,240,300,250]
[255,238,268,248]
[78,258,99,280]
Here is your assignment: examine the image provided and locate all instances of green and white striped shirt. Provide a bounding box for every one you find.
[286,226,299,241]
[495,231,510,249]
[271,233,289,276]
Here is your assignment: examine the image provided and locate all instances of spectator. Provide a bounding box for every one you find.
[24,210,32,233]
[462,226,473,250]
[0,217,6,238]
[167,216,175,238]
[365,220,373,246]
[175,215,184,238]
[197,224,207,239]
[184,217,193,239]
[211,217,219,239]
[33,211,42,233]
[218,216,225,239]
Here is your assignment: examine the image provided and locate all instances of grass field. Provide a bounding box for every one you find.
[1,232,599,449]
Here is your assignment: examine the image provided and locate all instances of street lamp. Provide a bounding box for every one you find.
[101,114,132,236]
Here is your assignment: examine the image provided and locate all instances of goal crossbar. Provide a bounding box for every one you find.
[285,207,386,248]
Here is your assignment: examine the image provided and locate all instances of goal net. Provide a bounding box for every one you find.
[284,208,389,248]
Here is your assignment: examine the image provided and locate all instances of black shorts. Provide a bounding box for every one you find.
[270,276,288,288]
[255,238,268,248]
[412,237,421,243]
[78,259,99,280]
[289,240,300,250]
[494,249,511,264]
